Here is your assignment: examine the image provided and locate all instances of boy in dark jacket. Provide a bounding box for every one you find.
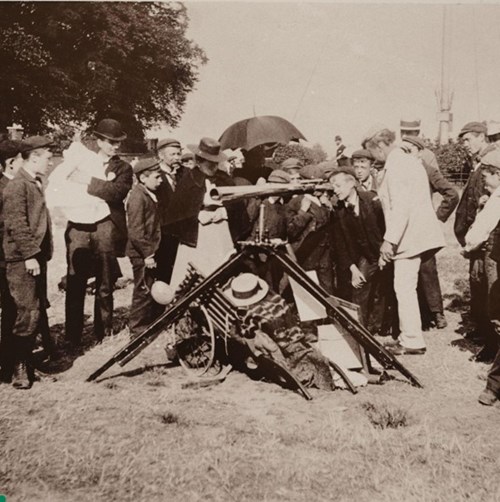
[330,167,395,335]
[3,136,54,389]
[126,157,163,338]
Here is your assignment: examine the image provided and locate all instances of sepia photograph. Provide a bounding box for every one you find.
[0,1,500,501]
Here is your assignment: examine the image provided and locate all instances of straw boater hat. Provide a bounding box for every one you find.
[187,137,227,163]
[224,273,269,307]
[400,118,421,132]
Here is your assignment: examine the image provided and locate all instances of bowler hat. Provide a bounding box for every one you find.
[281,157,304,172]
[402,136,425,151]
[400,119,421,131]
[22,135,54,152]
[268,169,291,184]
[224,273,269,307]
[187,137,227,163]
[459,121,487,138]
[329,166,357,179]
[351,149,374,160]
[481,150,500,170]
[94,119,127,141]
[133,157,160,175]
[157,138,181,151]
[335,135,342,141]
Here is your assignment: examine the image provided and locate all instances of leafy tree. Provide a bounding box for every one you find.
[273,142,328,166]
[430,139,471,185]
[0,2,207,151]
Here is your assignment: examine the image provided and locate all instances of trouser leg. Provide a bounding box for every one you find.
[485,252,500,353]
[156,233,179,285]
[94,252,115,340]
[469,254,489,338]
[0,266,16,379]
[394,256,426,349]
[7,261,40,366]
[129,258,158,337]
[417,254,444,314]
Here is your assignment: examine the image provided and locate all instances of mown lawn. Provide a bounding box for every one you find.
[1,213,500,502]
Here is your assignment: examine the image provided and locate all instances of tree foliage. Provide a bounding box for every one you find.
[0,2,207,150]
[430,139,471,182]
[273,142,328,166]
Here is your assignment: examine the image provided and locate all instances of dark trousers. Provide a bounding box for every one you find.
[487,347,500,395]
[0,266,17,378]
[6,259,48,362]
[65,221,119,343]
[155,232,179,285]
[352,258,398,336]
[469,252,498,352]
[417,254,444,321]
[129,258,161,337]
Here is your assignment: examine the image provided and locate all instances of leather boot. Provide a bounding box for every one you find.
[12,335,34,390]
[12,360,32,389]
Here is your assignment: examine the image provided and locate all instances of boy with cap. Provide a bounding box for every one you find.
[0,140,25,382]
[461,150,500,405]
[3,136,53,389]
[402,135,459,330]
[155,137,184,285]
[180,152,195,170]
[330,166,395,334]
[126,158,163,338]
[352,149,378,193]
[454,121,493,359]
[64,119,133,347]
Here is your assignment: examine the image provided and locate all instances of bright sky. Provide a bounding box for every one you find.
[152,2,500,156]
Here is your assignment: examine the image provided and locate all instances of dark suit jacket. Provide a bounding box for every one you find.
[3,168,52,262]
[156,164,186,229]
[422,161,459,222]
[333,190,385,271]
[126,184,161,260]
[454,167,486,246]
[0,174,10,267]
[87,156,133,256]
[165,167,250,247]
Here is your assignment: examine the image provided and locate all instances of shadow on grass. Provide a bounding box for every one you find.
[37,306,130,375]
[94,362,177,383]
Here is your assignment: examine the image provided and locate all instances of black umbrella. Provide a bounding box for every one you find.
[219,115,306,151]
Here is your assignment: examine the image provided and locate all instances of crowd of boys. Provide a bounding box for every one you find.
[0,117,499,408]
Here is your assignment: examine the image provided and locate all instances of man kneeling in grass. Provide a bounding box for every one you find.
[463,150,500,406]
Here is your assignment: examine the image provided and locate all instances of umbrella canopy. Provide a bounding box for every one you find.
[219,115,306,151]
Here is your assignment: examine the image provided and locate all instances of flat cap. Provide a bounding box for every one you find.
[400,119,421,131]
[351,149,374,160]
[22,135,54,152]
[180,152,194,162]
[281,157,304,172]
[402,135,425,150]
[0,139,25,162]
[459,121,487,138]
[157,138,181,151]
[329,165,357,179]
[361,123,390,146]
[268,169,291,184]
[481,150,500,170]
[487,120,500,137]
[133,157,161,175]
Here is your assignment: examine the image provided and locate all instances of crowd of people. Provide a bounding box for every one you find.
[0,116,499,407]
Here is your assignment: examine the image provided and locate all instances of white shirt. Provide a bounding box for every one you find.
[345,190,360,216]
[464,185,500,252]
[160,163,178,190]
[46,142,110,224]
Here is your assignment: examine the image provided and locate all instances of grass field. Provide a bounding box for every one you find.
[1,212,500,502]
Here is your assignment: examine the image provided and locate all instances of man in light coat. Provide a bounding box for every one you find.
[363,126,445,355]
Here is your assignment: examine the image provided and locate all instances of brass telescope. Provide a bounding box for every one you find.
[209,179,333,203]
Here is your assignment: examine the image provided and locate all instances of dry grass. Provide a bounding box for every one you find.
[1,214,500,502]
